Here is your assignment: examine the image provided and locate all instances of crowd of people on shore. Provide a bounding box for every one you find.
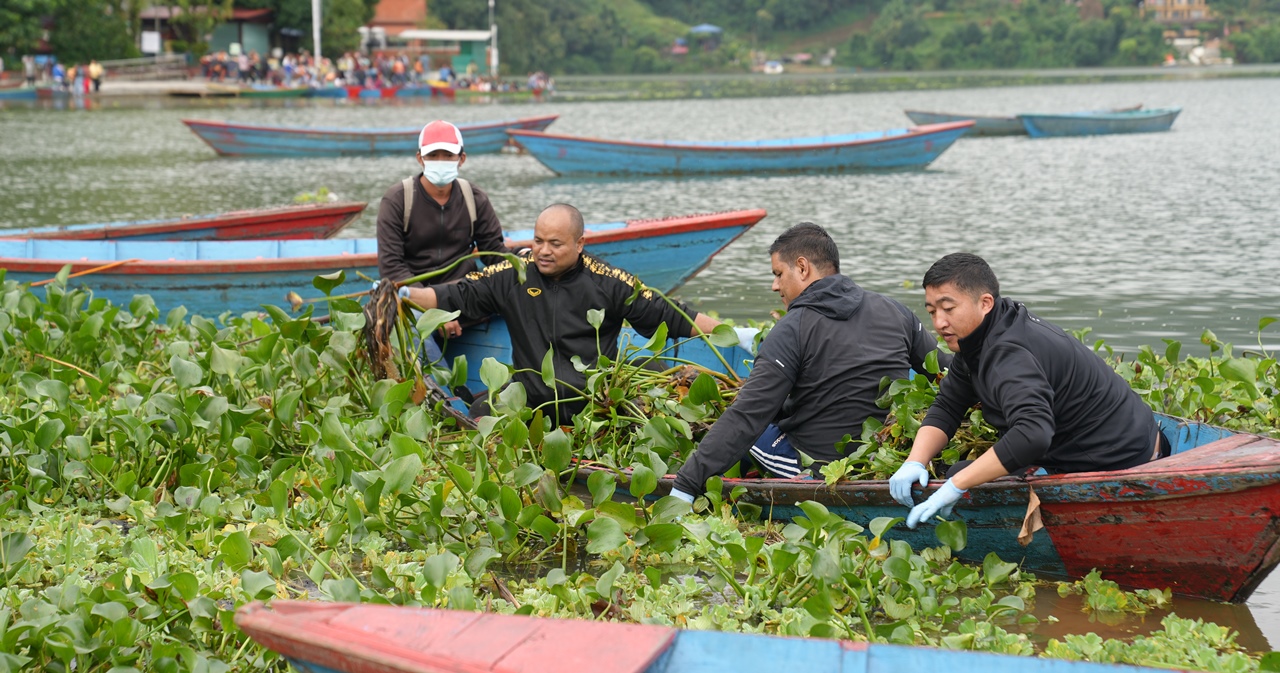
[199,49,551,93]
[7,55,104,93]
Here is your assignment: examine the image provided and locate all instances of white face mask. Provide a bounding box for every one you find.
[421,160,459,187]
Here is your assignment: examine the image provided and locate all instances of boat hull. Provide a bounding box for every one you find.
[6,202,366,241]
[578,414,1280,602]
[182,115,559,157]
[904,110,1026,137]
[506,121,974,176]
[236,601,1202,673]
[1019,107,1181,137]
[0,210,765,318]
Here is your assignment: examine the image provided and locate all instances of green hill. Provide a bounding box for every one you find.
[429,0,1280,74]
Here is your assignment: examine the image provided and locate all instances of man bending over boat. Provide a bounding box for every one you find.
[670,223,950,503]
[890,252,1167,529]
[397,203,721,424]
[375,120,509,360]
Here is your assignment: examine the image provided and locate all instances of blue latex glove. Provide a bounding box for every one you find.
[906,479,967,529]
[889,460,929,508]
[733,327,760,352]
[372,279,411,299]
[669,487,695,504]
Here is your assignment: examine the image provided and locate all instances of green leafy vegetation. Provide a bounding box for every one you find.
[0,274,1276,671]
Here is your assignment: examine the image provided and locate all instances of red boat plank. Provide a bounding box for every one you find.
[1041,481,1280,601]
[237,602,677,673]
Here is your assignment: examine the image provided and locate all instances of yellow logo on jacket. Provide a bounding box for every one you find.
[527,288,542,297]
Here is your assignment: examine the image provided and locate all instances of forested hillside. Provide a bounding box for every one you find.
[430,0,1280,73]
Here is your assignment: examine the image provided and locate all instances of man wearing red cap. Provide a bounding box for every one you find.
[376,120,509,352]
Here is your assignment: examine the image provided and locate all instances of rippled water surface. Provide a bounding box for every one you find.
[2,76,1278,644]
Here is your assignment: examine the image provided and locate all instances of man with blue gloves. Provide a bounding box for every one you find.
[890,253,1166,529]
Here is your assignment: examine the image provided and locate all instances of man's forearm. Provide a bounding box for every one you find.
[403,286,440,309]
[905,425,952,465]
[950,449,1010,490]
[691,312,720,336]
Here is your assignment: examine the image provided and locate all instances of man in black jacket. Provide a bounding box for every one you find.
[398,203,720,423]
[671,223,949,502]
[892,252,1164,529]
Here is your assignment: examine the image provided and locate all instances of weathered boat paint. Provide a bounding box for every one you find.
[1018,107,1181,137]
[182,115,558,157]
[505,121,974,177]
[577,411,1280,602]
[236,601,1199,673]
[0,210,765,318]
[4,202,366,241]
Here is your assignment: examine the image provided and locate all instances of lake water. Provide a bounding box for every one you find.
[1,75,1277,646]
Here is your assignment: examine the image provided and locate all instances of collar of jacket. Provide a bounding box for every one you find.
[536,253,586,285]
[956,295,1007,367]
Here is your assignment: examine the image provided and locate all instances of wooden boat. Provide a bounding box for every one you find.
[0,88,38,101]
[505,121,974,177]
[575,404,1279,603]
[904,105,1144,137]
[1019,107,1181,138]
[182,114,560,157]
[0,209,765,318]
[237,600,1204,673]
[904,110,1026,137]
[4,202,366,241]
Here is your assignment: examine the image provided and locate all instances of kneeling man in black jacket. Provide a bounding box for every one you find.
[891,252,1165,529]
[671,223,949,503]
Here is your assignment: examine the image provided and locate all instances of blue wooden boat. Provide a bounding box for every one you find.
[576,402,1280,602]
[182,114,559,157]
[3,202,366,241]
[0,88,38,101]
[0,210,765,318]
[505,121,974,177]
[1018,107,1181,138]
[237,600,1206,673]
[904,105,1143,137]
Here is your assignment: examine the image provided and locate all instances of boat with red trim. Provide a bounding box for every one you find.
[3,202,367,241]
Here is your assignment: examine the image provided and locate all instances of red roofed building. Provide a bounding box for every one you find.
[369,0,427,37]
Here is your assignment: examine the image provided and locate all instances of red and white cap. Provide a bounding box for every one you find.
[418,120,464,155]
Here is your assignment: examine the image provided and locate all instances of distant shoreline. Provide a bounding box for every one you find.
[551,64,1280,101]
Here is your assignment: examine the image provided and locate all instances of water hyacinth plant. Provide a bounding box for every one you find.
[0,270,1277,672]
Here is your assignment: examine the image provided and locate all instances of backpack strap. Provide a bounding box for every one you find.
[457,178,477,241]
[400,176,415,233]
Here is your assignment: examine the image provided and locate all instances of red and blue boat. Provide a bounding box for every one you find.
[577,409,1280,603]
[505,121,974,177]
[3,202,366,241]
[236,601,1203,673]
[0,209,764,318]
[182,114,559,157]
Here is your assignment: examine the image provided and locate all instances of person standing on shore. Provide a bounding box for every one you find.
[88,60,104,93]
[23,55,36,87]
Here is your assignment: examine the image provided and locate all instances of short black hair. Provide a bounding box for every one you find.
[922,252,1000,299]
[768,222,839,274]
[539,203,585,239]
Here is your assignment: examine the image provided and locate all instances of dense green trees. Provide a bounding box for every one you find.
[844,0,1170,69]
[48,0,140,63]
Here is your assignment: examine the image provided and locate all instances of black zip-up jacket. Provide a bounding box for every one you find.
[922,297,1156,474]
[375,175,507,286]
[434,252,697,421]
[674,275,950,496]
